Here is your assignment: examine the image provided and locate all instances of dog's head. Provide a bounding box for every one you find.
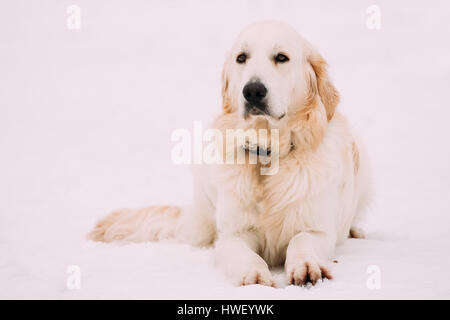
[221,21,339,151]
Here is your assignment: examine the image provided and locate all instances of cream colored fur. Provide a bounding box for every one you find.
[87,21,371,287]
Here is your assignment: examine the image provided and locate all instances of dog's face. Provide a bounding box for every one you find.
[222,21,339,143]
[224,21,305,120]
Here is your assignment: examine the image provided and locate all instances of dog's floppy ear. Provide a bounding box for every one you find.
[221,56,235,114]
[306,51,340,121]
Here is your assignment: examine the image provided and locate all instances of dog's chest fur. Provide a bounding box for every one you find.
[215,114,357,266]
[224,152,335,266]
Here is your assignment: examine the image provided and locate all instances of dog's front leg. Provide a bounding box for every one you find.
[285,232,335,285]
[215,233,276,287]
[213,189,275,287]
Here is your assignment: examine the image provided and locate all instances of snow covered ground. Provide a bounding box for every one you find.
[1,0,450,299]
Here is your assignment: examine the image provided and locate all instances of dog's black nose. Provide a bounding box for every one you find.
[243,82,267,106]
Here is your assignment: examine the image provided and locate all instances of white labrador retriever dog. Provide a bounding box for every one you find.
[88,21,371,287]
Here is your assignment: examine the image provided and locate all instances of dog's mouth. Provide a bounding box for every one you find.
[244,104,285,121]
[244,103,269,119]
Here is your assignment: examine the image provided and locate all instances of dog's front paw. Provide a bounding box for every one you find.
[238,268,277,287]
[286,259,332,286]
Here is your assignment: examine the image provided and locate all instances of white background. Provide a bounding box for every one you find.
[1,0,449,298]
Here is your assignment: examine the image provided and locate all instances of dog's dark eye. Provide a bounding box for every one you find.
[275,53,289,63]
[236,53,247,64]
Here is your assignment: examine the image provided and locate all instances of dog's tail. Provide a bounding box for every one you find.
[87,205,182,243]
